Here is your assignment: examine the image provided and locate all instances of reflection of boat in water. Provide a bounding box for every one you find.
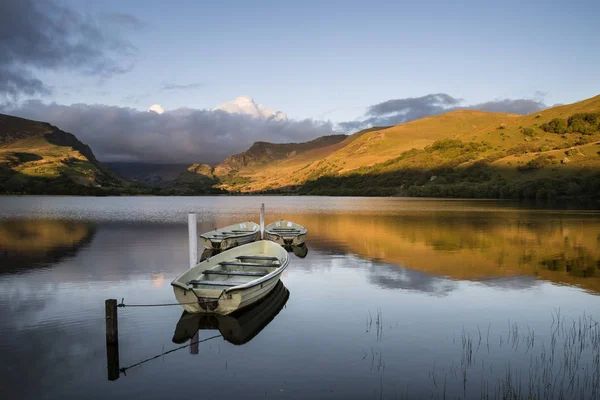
[173,281,290,345]
[171,241,289,314]
[199,222,260,250]
[284,243,308,258]
[265,220,307,246]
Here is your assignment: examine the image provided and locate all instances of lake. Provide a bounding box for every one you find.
[1,196,599,399]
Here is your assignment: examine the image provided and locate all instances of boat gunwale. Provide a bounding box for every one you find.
[264,220,307,239]
[171,241,289,295]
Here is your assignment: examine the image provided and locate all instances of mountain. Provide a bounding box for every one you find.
[0,113,125,194]
[209,95,600,199]
[214,134,348,175]
[104,162,189,186]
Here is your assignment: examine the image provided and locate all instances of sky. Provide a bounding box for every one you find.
[1,0,599,164]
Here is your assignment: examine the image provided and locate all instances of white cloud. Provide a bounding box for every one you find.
[147,104,164,114]
[215,95,287,121]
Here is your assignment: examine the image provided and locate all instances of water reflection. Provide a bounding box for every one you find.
[200,243,308,261]
[0,219,96,274]
[173,281,289,345]
[270,212,600,294]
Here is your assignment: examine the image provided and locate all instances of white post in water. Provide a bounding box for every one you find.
[188,212,198,268]
[260,203,265,240]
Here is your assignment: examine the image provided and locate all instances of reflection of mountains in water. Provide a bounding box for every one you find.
[173,281,289,345]
[270,212,600,294]
[0,219,96,274]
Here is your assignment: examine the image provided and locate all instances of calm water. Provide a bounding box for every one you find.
[1,196,599,399]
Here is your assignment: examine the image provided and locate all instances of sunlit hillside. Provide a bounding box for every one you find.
[0,114,125,194]
[213,95,600,198]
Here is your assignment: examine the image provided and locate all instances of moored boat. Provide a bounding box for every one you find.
[172,281,289,345]
[199,221,260,250]
[171,240,288,314]
[265,220,307,246]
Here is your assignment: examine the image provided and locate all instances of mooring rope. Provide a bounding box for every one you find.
[120,334,223,375]
[117,297,219,308]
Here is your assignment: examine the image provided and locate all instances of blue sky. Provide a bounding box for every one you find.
[41,0,600,121]
[1,0,598,163]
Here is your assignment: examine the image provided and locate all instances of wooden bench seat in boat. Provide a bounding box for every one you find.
[219,261,281,267]
[202,270,268,277]
[236,256,279,261]
[189,280,247,287]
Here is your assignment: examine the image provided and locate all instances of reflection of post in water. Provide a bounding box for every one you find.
[106,342,120,381]
[173,281,290,346]
[190,331,199,355]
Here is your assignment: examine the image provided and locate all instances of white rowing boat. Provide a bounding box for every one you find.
[265,220,307,246]
[172,281,289,345]
[171,240,288,314]
[199,221,260,250]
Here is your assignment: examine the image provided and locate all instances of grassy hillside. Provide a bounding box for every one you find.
[217,95,600,199]
[0,113,126,194]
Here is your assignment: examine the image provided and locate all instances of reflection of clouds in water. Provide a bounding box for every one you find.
[478,276,539,290]
[368,262,458,296]
[151,272,165,288]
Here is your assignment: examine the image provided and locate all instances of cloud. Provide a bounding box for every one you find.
[0,0,136,100]
[215,95,288,121]
[101,12,144,30]
[338,93,547,132]
[1,100,335,165]
[147,104,165,114]
[161,82,203,91]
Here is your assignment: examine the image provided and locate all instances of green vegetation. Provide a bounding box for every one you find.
[540,118,568,134]
[516,155,554,172]
[541,113,600,135]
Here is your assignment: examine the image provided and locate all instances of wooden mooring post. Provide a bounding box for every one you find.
[188,212,198,268]
[105,299,120,380]
[260,203,265,240]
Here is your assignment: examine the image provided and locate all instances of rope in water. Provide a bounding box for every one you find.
[120,334,223,374]
[117,298,219,308]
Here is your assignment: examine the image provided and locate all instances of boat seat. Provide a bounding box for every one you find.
[236,256,279,261]
[203,270,267,276]
[189,280,246,287]
[219,261,280,267]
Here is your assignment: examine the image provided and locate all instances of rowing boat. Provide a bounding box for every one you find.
[199,221,260,250]
[265,220,307,246]
[172,281,289,345]
[171,240,288,314]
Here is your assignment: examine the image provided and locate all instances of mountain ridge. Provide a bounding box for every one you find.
[0,113,125,194]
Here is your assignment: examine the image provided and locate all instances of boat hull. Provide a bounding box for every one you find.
[200,231,259,250]
[172,269,284,314]
[171,240,289,315]
[266,232,306,246]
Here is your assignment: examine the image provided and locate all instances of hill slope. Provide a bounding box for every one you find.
[214,95,600,198]
[214,134,348,175]
[0,113,125,194]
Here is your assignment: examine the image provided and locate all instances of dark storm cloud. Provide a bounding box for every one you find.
[161,83,203,91]
[339,93,547,132]
[0,0,136,100]
[1,101,335,164]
